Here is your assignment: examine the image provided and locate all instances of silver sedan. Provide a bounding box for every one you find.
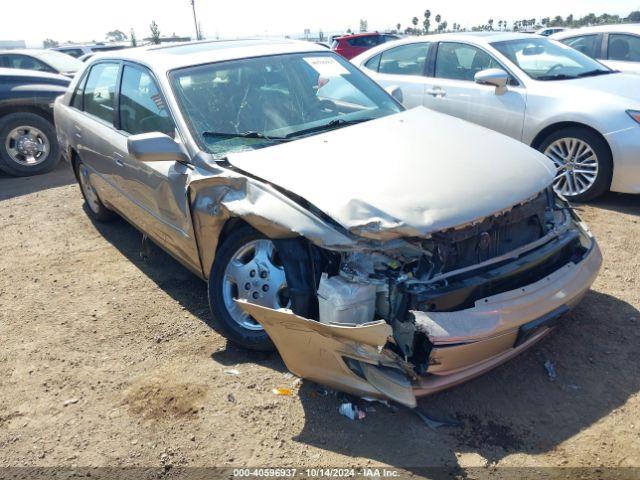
[352,32,640,201]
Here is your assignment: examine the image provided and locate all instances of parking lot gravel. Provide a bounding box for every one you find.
[1,163,639,475]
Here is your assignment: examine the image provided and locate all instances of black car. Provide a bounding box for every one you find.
[0,68,70,176]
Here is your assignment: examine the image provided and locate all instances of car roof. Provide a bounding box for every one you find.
[336,32,387,39]
[552,24,640,38]
[363,31,543,47]
[0,48,70,58]
[0,67,70,82]
[89,38,327,73]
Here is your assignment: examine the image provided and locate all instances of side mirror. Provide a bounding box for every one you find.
[385,85,404,103]
[474,68,509,94]
[127,132,189,163]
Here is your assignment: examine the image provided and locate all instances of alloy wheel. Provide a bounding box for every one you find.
[4,125,50,166]
[222,239,289,330]
[78,164,101,214]
[544,137,598,197]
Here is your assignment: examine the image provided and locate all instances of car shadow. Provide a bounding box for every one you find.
[293,289,640,471]
[86,211,283,372]
[580,191,640,217]
[0,162,75,201]
[87,214,639,471]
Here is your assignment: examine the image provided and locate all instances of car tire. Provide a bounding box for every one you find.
[74,159,116,222]
[0,113,61,176]
[538,127,612,202]
[208,225,291,352]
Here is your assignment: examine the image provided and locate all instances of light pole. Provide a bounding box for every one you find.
[191,0,200,40]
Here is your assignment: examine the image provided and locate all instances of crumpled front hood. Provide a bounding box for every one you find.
[226,107,555,240]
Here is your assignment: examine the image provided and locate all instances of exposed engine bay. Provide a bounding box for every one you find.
[272,187,590,378]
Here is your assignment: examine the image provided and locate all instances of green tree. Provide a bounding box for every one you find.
[130,29,137,47]
[42,38,58,48]
[359,19,368,32]
[149,20,161,44]
[488,18,494,30]
[627,11,640,22]
[423,10,431,33]
[396,23,401,32]
[106,29,127,42]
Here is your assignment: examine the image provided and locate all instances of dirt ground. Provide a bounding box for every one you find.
[1,163,639,477]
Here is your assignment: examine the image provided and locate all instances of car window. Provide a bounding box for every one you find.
[608,34,640,62]
[83,62,119,125]
[364,53,381,71]
[562,35,600,58]
[377,42,430,76]
[71,72,88,109]
[3,54,54,72]
[171,52,401,157]
[492,37,610,80]
[59,48,84,58]
[119,65,174,136]
[379,35,399,44]
[347,36,379,48]
[435,42,501,81]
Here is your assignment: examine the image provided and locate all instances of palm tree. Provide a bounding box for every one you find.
[423,10,431,34]
[488,18,494,30]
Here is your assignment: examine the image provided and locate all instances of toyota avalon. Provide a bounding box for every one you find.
[54,39,601,406]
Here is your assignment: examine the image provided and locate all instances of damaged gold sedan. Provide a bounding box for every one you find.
[54,39,601,407]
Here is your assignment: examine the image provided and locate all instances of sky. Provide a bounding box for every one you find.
[2,0,640,47]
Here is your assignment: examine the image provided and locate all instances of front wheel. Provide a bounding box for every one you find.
[539,127,612,202]
[208,226,290,351]
[0,113,60,176]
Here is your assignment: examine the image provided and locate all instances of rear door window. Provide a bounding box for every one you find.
[561,35,601,58]
[608,34,640,62]
[83,62,120,125]
[378,42,430,76]
[119,65,174,136]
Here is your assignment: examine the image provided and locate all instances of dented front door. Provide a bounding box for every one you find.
[237,301,417,407]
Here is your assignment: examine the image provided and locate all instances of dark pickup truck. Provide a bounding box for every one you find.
[0,68,70,176]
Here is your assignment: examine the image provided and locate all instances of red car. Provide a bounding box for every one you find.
[331,32,399,60]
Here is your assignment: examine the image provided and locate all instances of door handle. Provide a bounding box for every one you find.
[112,153,125,167]
[73,124,82,139]
[426,87,446,97]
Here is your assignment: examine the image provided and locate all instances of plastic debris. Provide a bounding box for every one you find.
[272,388,293,396]
[338,402,366,421]
[224,369,240,376]
[544,360,557,381]
[63,398,79,407]
[413,409,462,430]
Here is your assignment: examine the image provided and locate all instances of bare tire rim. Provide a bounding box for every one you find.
[78,164,101,214]
[222,239,289,331]
[544,137,598,197]
[4,125,50,167]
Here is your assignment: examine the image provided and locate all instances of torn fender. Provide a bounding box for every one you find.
[236,301,417,407]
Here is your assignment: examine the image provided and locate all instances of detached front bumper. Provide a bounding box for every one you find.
[413,237,602,396]
[237,226,602,407]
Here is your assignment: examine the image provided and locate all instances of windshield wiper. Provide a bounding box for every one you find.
[202,130,290,142]
[576,69,614,78]
[285,118,373,139]
[535,73,577,81]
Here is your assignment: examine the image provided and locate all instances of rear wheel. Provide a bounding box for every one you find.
[539,127,612,202]
[208,226,290,351]
[0,113,60,176]
[74,159,116,222]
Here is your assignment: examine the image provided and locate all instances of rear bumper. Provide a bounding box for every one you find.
[607,125,640,194]
[413,237,602,396]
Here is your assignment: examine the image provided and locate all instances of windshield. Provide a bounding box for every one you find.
[170,52,402,157]
[34,51,83,72]
[491,38,611,81]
